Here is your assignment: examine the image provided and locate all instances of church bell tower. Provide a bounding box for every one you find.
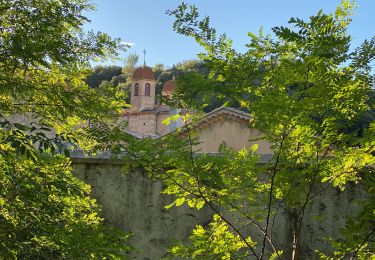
[130,50,156,112]
[131,65,156,112]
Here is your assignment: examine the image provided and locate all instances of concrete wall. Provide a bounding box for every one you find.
[72,158,365,259]
[73,159,212,259]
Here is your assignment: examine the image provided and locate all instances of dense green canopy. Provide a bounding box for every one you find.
[121,1,375,259]
[0,0,130,258]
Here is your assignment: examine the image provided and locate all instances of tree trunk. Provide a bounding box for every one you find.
[288,209,300,260]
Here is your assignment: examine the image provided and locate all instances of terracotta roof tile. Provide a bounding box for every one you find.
[132,66,155,81]
[162,80,176,93]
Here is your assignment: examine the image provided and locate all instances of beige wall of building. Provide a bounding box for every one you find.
[195,117,273,154]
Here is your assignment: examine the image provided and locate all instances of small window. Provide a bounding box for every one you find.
[145,83,151,96]
[134,83,139,96]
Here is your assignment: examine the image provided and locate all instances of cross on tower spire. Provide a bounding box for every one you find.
[143,49,146,66]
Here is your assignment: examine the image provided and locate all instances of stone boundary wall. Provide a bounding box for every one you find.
[72,157,365,259]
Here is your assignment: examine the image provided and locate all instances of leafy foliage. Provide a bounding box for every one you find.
[0,151,131,258]
[152,59,229,111]
[152,60,206,92]
[85,65,123,88]
[170,215,253,259]
[0,0,131,257]
[130,1,375,259]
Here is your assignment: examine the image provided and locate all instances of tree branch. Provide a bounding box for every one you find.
[185,124,260,259]
[260,131,287,259]
[349,225,375,260]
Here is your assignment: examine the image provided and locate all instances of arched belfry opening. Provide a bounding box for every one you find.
[131,66,156,111]
[122,58,179,137]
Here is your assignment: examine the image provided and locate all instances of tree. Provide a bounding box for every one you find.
[158,59,242,112]
[152,60,213,103]
[0,0,131,257]
[124,1,374,259]
[122,52,139,87]
[85,65,123,88]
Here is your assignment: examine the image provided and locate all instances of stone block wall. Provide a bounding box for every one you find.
[156,112,169,135]
[127,113,157,135]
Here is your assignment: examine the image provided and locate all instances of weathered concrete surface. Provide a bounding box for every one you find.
[73,159,212,259]
[72,158,365,259]
[295,184,364,258]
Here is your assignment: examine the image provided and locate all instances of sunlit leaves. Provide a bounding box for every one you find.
[167,2,217,49]
[170,215,253,259]
[164,0,374,258]
[0,153,131,258]
[0,0,131,258]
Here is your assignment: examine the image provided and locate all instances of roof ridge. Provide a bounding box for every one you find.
[158,106,250,138]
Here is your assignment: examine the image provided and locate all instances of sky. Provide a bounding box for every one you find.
[85,0,375,68]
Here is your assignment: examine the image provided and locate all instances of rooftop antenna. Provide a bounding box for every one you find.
[143,49,146,66]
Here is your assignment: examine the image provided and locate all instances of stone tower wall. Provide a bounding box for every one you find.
[130,79,156,112]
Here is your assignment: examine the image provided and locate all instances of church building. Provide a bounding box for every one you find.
[121,65,272,155]
[121,65,178,138]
